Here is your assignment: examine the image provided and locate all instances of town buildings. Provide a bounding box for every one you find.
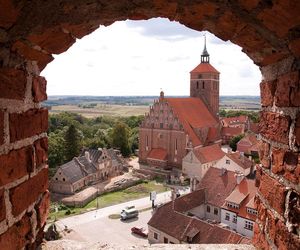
[237,134,259,156]
[50,148,125,194]
[139,38,221,171]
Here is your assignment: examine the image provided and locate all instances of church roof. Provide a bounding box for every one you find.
[147,148,167,161]
[190,63,219,74]
[165,97,219,146]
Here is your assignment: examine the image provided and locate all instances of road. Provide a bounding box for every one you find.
[54,188,189,244]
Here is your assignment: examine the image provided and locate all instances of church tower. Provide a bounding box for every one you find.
[190,36,220,117]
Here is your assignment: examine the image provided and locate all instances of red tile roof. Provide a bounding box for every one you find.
[190,63,220,74]
[173,189,206,213]
[250,122,259,134]
[147,148,167,161]
[165,97,219,146]
[197,167,237,207]
[193,144,225,163]
[227,152,253,170]
[221,115,249,126]
[221,127,244,137]
[222,178,257,221]
[148,200,248,244]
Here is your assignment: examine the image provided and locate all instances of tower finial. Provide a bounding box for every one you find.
[201,33,210,63]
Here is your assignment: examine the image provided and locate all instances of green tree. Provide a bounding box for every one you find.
[48,132,66,171]
[229,134,244,151]
[64,124,82,161]
[111,122,131,156]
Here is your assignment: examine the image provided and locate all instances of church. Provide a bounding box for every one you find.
[139,38,222,170]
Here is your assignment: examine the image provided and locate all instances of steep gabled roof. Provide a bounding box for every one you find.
[147,148,167,161]
[221,127,244,137]
[165,97,219,146]
[227,152,253,170]
[221,115,249,126]
[173,189,206,213]
[190,63,220,74]
[59,160,86,184]
[193,144,225,163]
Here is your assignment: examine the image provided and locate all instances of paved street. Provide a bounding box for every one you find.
[54,188,189,244]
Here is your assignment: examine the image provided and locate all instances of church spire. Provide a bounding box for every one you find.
[201,35,210,63]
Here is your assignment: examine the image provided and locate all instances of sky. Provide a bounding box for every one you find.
[42,18,261,96]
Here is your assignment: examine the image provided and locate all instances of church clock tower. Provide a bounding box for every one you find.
[190,36,220,117]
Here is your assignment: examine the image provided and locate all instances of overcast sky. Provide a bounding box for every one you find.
[42,18,261,96]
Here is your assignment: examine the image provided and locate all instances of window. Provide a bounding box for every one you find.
[225,213,230,221]
[55,178,58,181]
[245,221,253,231]
[160,123,163,129]
[233,215,237,224]
[226,159,230,164]
[164,237,168,243]
[227,202,239,209]
[207,205,211,213]
[202,81,205,89]
[196,81,199,89]
[63,178,65,181]
[214,208,218,215]
[154,232,158,240]
[198,74,202,79]
[175,139,178,150]
[247,208,258,215]
[146,135,148,147]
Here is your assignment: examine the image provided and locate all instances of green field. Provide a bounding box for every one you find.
[49,180,168,221]
[49,104,149,118]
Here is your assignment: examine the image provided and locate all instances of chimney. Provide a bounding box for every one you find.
[235,172,244,184]
[85,151,91,162]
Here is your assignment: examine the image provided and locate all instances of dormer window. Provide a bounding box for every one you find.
[247,207,258,215]
[227,201,239,209]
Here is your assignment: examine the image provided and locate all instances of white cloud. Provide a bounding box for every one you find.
[42,18,261,96]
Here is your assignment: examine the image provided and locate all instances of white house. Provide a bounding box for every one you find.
[214,151,253,176]
[182,144,225,182]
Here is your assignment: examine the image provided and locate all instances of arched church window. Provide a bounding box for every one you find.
[196,81,199,89]
[202,81,205,89]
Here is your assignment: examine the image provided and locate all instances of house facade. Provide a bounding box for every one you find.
[139,38,221,170]
[50,148,124,194]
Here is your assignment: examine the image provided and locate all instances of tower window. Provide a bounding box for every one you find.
[202,81,205,89]
[196,81,199,89]
[198,74,202,79]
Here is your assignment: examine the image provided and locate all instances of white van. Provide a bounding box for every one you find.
[120,206,139,220]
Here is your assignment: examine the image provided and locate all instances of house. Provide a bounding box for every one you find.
[221,126,244,144]
[221,115,250,131]
[214,151,254,177]
[182,144,225,182]
[221,177,257,238]
[237,134,259,156]
[148,191,250,244]
[50,148,124,194]
[139,38,221,171]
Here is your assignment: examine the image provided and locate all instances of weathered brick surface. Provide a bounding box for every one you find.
[271,148,285,174]
[295,113,300,147]
[32,76,47,102]
[252,223,269,250]
[35,190,50,228]
[258,171,286,216]
[9,108,48,142]
[275,220,300,250]
[34,137,48,168]
[275,71,300,107]
[0,68,26,100]
[0,110,4,145]
[260,80,276,107]
[10,168,48,217]
[259,112,290,144]
[289,38,300,57]
[0,214,32,250]
[0,188,5,222]
[0,0,19,29]
[12,41,54,71]
[258,141,270,169]
[0,146,33,186]
[266,210,277,243]
[255,195,267,228]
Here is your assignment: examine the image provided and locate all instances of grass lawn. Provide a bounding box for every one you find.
[48,181,168,221]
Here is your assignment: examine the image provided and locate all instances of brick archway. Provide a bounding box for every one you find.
[0,1,299,249]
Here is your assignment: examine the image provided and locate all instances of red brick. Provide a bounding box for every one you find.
[0,146,34,186]
[12,41,54,71]
[283,171,298,184]
[295,113,300,147]
[259,111,290,144]
[258,141,270,169]
[35,190,50,228]
[34,137,48,168]
[271,148,285,174]
[0,68,27,100]
[289,38,300,58]
[32,76,47,102]
[238,0,259,11]
[259,172,286,216]
[10,167,48,217]
[0,214,32,250]
[0,0,19,29]
[260,80,276,107]
[27,26,76,54]
[9,108,48,142]
[266,210,277,242]
[255,195,267,228]
[275,71,300,107]
[0,188,5,222]
[252,223,269,250]
[0,110,4,145]
[275,220,300,250]
[255,165,262,187]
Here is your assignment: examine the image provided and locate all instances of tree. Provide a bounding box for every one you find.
[64,124,82,161]
[111,122,131,156]
[229,134,244,151]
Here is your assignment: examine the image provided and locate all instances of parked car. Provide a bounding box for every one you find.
[120,206,139,220]
[131,226,148,238]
